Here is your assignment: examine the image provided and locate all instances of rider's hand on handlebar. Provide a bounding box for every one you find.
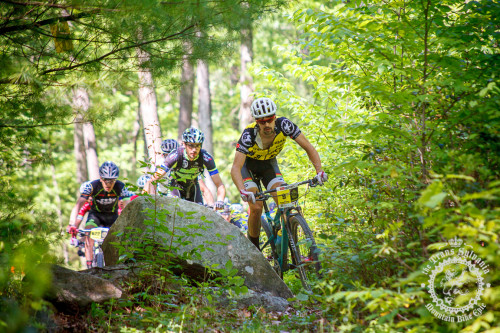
[240,189,256,204]
[314,171,328,186]
[67,225,78,236]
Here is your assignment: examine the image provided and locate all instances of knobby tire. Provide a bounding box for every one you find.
[288,214,321,288]
[94,250,105,268]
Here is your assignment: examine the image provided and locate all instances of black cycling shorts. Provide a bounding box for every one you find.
[168,179,203,204]
[85,211,118,228]
[241,157,285,191]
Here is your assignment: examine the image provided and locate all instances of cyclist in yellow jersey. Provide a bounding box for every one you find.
[231,97,328,249]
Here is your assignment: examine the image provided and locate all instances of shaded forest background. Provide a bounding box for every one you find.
[1,0,499,331]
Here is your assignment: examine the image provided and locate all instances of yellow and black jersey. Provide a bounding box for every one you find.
[236,117,301,160]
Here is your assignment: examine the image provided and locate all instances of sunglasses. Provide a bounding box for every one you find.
[102,178,116,184]
[255,115,276,124]
[186,143,202,149]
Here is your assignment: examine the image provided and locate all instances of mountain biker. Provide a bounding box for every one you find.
[67,161,126,268]
[144,128,226,209]
[229,203,248,231]
[230,97,328,249]
[156,139,179,196]
[129,174,152,201]
[158,138,213,203]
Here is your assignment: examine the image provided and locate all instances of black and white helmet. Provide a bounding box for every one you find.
[99,161,119,179]
[182,127,204,144]
[161,139,179,154]
[79,181,92,194]
[251,97,277,119]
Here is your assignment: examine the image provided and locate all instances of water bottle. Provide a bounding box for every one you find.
[275,229,282,256]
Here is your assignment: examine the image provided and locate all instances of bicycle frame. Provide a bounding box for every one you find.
[251,172,310,273]
[78,227,109,268]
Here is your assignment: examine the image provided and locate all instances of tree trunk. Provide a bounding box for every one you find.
[197,62,213,154]
[238,19,254,131]
[131,106,141,173]
[83,121,99,179]
[73,115,88,185]
[137,47,163,166]
[72,87,99,179]
[178,42,195,140]
[197,53,217,198]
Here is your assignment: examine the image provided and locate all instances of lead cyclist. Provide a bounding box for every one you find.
[230,97,328,249]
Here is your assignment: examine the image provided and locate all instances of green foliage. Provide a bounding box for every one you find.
[248,0,499,331]
[1,0,499,330]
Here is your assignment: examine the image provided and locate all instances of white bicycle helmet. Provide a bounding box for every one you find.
[136,174,151,188]
[79,181,92,195]
[182,127,204,144]
[251,97,277,119]
[161,139,178,154]
[99,161,119,179]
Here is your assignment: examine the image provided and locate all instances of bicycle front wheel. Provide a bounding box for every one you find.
[288,214,321,284]
[94,249,105,268]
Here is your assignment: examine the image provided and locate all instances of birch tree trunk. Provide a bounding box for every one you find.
[178,42,194,140]
[137,47,163,166]
[197,54,216,198]
[73,87,99,179]
[73,114,88,185]
[238,19,254,131]
[83,121,99,179]
[131,106,141,171]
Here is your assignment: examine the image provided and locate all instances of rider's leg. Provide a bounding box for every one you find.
[265,158,286,206]
[247,188,263,249]
[167,179,183,199]
[84,217,98,269]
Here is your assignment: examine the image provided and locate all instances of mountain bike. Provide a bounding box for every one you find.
[72,227,109,268]
[253,174,322,290]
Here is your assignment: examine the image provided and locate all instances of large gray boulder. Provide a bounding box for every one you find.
[42,264,122,313]
[103,196,293,299]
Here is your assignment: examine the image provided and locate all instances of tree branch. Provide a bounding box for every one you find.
[0,119,85,128]
[0,10,98,35]
[1,0,74,9]
[41,24,197,75]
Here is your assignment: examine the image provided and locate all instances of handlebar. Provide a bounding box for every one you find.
[78,227,110,233]
[254,178,318,201]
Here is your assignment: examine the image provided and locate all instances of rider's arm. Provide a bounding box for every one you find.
[231,151,247,192]
[198,178,215,205]
[70,197,88,228]
[143,168,166,194]
[210,173,226,203]
[294,133,324,174]
[76,202,90,223]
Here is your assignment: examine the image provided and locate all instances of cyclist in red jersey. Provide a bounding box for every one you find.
[67,161,126,268]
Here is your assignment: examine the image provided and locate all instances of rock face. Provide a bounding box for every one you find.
[216,290,289,312]
[44,264,122,313]
[103,196,293,299]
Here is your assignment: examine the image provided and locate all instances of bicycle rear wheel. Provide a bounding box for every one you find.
[288,214,321,287]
